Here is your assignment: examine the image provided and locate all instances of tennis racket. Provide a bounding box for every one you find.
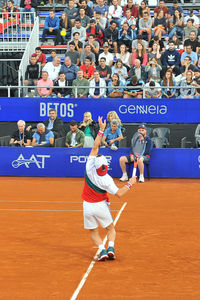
[131,132,146,177]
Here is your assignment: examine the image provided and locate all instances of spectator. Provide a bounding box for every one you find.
[148,42,162,65]
[124,75,143,98]
[108,0,122,28]
[43,56,61,82]
[130,42,148,67]
[85,34,100,62]
[65,120,85,148]
[104,20,118,55]
[154,0,168,19]
[132,34,148,52]
[118,22,135,50]
[96,57,112,82]
[71,18,86,43]
[37,71,53,98]
[53,72,72,98]
[10,120,31,147]
[123,0,137,19]
[89,70,106,98]
[192,69,200,98]
[162,41,181,76]
[79,56,95,80]
[86,19,103,46]
[138,1,150,19]
[98,43,114,67]
[168,0,184,19]
[79,7,90,28]
[194,124,200,147]
[153,9,167,40]
[139,11,152,43]
[20,0,36,24]
[80,44,95,65]
[94,11,107,31]
[60,56,77,87]
[168,9,184,39]
[32,123,54,147]
[181,45,198,66]
[183,19,198,41]
[180,70,195,98]
[129,59,146,82]
[65,42,80,66]
[145,57,162,83]
[121,8,136,33]
[67,32,83,54]
[93,0,108,19]
[184,31,199,53]
[116,44,131,70]
[47,49,57,63]
[59,12,72,44]
[180,56,196,78]
[107,111,123,130]
[43,108,65,138]
[165,34,184,54]
[41,9,61,46]
[161,69,176,98]
[107,73,124,98]
[111,59,128,84]
[119,124,152,183]
[33,47,46,68]
[184,10,199,29]
[24,55,39,91]
[102,119,123,150]
[78,0,93,18]
[64,0,78,25]
[72,69,89,97]
[148,35,165,53]
[79,111,99,147]
[144,81,161,98]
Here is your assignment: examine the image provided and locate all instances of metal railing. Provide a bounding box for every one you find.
[18,16,39,97]
[0,84,199,98]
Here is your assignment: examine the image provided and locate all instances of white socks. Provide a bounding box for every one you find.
[108,241,114,248]
[99,244,105,251]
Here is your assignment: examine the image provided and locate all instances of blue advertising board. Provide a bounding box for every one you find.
[0,98,200,123]
[0,147,199,178]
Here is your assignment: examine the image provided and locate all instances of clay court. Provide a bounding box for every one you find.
[0,177,200,300]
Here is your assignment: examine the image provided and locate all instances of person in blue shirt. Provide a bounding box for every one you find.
[102,119,123,150]
[162,41,181,76]
[32,123,54,147]
[41,9,61,46]
[60,56,77,93]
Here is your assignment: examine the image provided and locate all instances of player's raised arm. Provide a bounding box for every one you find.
[89,116,106,157]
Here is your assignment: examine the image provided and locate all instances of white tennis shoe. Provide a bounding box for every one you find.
[139,175,145,183]
[119,174,128,181]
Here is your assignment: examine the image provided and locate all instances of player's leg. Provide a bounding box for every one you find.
[138,157,144,182]
[106,222,116,260]
[119,155,129,181]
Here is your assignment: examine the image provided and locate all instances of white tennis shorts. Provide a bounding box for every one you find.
[83,200,113,229]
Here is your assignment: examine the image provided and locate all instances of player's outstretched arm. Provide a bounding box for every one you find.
[115,176,137,198]
[89,116,106,157]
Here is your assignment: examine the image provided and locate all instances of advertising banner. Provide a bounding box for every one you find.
[0,98,200,123]
[0,147,199,178]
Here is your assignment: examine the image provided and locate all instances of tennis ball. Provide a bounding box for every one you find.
[60,30,66,36]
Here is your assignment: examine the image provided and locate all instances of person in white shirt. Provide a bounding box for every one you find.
[43,56,61,82]
[89,70,106,98]
[184,10,199,28]
[98,43,114,67]
[108,0,122,28]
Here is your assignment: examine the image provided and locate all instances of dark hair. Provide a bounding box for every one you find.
[187,18,194,24]
[112,73,120,86]
[173,10,181,24]
[149,81,155,87]
[162,69,173,86]
[50,49,57,53]
[69,41,75,46]
[70,120,78,126]
[75,17,81,22]
[100,57,106,61]
[59,71,65,76]
[85,56,92,62]
[35,47,42,51]
[131,75,138,85]
[110,20,117,25]
[88,34,95,38]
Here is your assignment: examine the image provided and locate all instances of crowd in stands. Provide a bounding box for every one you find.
[4,0,200,98]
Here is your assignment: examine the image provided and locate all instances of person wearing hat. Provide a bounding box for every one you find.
[65,120,85,147]
[82,116,136,261]
[119,124,153,183]
[98,43,114,67]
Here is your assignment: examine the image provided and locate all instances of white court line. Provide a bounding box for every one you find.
[0,200,123,204]
[0,209,120,212]
[70,202,127,300]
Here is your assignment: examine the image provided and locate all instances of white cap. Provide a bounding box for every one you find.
[94,155,108,176]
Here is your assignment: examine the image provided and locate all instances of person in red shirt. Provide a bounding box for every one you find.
[86,19,103,46]
[154,0,168,18]
[33,47,47,68]
[123,0,137,18]
[79,56,95,81]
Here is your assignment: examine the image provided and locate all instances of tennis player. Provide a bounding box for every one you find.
[82,116,136,261]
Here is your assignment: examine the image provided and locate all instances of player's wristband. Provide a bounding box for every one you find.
[98,130,104,137]
[125,182,132,190]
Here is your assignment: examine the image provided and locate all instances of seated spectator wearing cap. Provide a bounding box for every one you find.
[144,81,161,98]
[53,72,72,98]
[119,124,152,183]
[96,57,112,83]
[89,70,106,98]
[124,75,143,98]
[65,120,85,148]
[79,56,95,81]
[41,9,62,46]
[72,69,89,98]
[37,71,53,98]
[32,123,54,147]
[86,19,103,46]
[71,18,86,44]
[10,120,31,147]
[104,20,118,55]
[102,119,123,150]
[43,56,61,82]
[43,109,65,139]
[98,43,114,67]
[65,42,80,66]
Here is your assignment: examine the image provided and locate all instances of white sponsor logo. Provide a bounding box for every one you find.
[119,104,167,115]
[198,155,200,168]
[12,154,50,169]
[70,155,112,169]
[40,102,77,117]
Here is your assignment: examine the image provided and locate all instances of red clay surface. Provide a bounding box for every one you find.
[0,177,200,300]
